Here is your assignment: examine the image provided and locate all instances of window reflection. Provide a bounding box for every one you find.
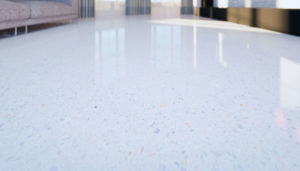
[280,57,300,109]
[94,28,125,82]
[152,24,182,68]
[193,23,197,70]
[216,32,227,68]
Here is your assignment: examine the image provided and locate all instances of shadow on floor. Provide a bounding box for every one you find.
[0,22,69,39]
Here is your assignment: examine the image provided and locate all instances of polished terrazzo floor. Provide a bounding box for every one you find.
[1,15,300,170]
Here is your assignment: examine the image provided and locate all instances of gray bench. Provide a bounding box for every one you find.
[0,0,78,35]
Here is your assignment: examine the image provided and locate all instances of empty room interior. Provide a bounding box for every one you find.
[1,0,300,170]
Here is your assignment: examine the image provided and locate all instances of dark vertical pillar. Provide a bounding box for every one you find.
[126,0,151,15]
[79,0,95,17]
[181,0,194,14]
[251,8,257,27]
[289,10,300,36]
[201,0,213,8]
[200,0,213,18]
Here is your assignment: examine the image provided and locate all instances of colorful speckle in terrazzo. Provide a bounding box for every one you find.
[1,15,300,171]
[296,126,300,142]
[275,109,286,128]
[154,128,160,134]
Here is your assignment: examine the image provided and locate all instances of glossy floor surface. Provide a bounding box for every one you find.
[1,15,300,171]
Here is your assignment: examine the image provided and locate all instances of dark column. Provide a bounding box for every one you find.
[181,0,194,14]
[126,0,151,15]
[201,0,213,8]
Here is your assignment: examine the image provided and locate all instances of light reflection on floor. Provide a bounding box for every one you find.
[0,15,300,170]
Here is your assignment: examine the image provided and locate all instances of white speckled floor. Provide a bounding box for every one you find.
[1,15,300,171]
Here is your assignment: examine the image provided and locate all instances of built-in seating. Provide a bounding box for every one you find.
[0,0,78,35]
[18,1,75,18]
[0,1,31,22]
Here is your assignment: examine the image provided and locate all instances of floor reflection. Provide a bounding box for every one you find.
[94,28,126,82]
[280,57,300,110]
[217,32,228,68]
[152,24,182,68]
[149,18,279,34]
[2,15,300,170]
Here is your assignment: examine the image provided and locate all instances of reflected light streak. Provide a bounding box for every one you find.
[149,19,279,34]
[217,32,227,68]
[193,23,197,70]
[94,31,100,85]
[280,57,300,109]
